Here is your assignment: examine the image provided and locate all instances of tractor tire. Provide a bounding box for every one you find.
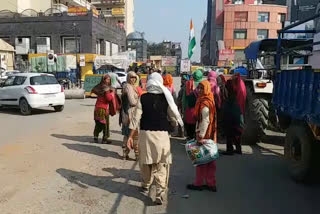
[285,121,319,183]
[243,86,270,145]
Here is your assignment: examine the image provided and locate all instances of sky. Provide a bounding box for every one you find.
[134,0,208,62]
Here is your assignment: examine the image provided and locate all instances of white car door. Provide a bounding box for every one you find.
[0,76,15,105]
[6,76,28,105]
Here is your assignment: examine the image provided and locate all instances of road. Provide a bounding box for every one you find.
[0,93,319,213]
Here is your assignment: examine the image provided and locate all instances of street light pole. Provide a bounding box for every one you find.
[73,22,80,88]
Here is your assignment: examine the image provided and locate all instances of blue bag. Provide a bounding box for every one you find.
[185,139,219,166]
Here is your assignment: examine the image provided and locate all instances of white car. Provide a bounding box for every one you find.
[114,71,127,87]
[0,73,65,115]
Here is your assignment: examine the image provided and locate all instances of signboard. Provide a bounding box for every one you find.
[84,74,103,94]
[180,59,191,73]
[112,8,125,16]
[68,7,88,16]
[161,56,177,67]
[219,49,235,61]
[80,55,85,67]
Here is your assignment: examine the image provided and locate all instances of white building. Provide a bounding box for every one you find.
[91,0,135,35]
[1,0,92,13]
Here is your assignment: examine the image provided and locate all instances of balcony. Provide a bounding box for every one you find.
[61,0,91,10]
[91,0,125,6]
[52,4,68,12]
[100,9,112,17]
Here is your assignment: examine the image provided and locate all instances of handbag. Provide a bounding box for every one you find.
[185,139,219,166]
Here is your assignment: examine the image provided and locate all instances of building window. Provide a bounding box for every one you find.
[36,37,51,54]
[232,0,244,4]
[235,12,248,22]
[258,12,269,22]
[62,37,80,54]
[96,41,101,55]
[257,29,269,40]
[277,13,286,23]
[234,29,247,39]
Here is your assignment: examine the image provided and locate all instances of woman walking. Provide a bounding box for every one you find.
[121,71,142,160]
[127,72,183,205]
[222,73,246,155]
[91,74,114,144]
[187,80,217,192]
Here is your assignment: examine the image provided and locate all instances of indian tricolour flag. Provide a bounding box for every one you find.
[188,19,196,59]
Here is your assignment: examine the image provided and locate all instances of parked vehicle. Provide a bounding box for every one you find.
[272,14,320,182]
[0,73,65,115]
[114,71,127,86]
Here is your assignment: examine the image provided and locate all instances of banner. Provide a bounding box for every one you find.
[219,49,235,61]
[180,59,191,73]
[80,55,85,67]
[161,56,177,67]
[68,7,88,16]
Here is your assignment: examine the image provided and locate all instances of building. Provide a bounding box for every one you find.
[0,39,15,70]
[0,10,126,60]
[127,32,147,62]
[91,0,135,35]
[201,0,287,66]
[223,3,287,64]
[1,0,91,13]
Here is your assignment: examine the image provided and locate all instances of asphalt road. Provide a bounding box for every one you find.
[0,83,319,213]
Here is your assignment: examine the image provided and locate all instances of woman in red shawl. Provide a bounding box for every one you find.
[222,73,247,155]
[207,71,221,109]
[91,74,114,144]
[187,80,217,192]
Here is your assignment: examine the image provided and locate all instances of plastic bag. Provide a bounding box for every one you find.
[185,139,219,166]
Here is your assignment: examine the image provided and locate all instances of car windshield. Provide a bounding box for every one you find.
[30,75,58,85]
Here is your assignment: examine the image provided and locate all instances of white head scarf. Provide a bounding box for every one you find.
[146,73,183,127]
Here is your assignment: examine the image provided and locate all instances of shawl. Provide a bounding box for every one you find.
[92,74,112,97]
[194,80,216,139]
[208,71,221,108]
[146,73,183,127]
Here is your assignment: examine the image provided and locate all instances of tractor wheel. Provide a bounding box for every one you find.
[243,86,270,145]
[285,121,320,183]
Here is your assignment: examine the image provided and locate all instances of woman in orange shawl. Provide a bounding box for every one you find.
[187,80,217,192]
[163,74,176,98]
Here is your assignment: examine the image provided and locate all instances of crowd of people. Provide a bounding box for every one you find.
[90,69,247,205]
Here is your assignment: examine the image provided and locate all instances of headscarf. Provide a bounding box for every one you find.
[163,74,173,87]
[127,71,139,87]
[92,74,112,97]
[208,71,221,108]
[192,70,203,87]
[194,80,216,139]
[232,73,247,114]
[146,73,183,126]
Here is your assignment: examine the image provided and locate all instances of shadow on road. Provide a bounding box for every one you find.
[52,134,123,147]
[62,143,123,160]
[52,134,93,143]
[0,107,55,116]
[102,167,141,183]
[56,167,154,208]
[164,138,319,214]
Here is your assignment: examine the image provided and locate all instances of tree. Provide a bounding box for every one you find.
[147,42,166,58]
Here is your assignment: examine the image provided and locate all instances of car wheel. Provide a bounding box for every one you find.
[54,105,64,112]
[19,98,32,115]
